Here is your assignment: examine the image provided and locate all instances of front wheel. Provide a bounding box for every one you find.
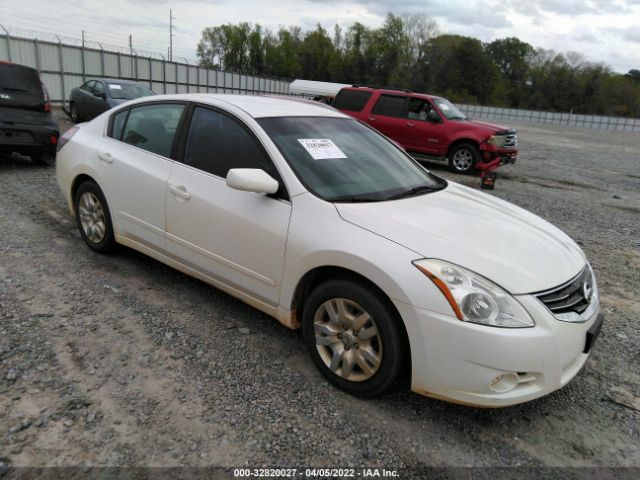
[74,181,115,253]
[302,279,404,397]
[449,143,480,174]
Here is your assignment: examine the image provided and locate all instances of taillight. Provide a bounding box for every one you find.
[57,126,79,152]
[42,82,51,112]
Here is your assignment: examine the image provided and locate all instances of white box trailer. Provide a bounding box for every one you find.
[289,79,351,98]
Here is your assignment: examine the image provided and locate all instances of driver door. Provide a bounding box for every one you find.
[403,98,447,156]
[165,106,291,305]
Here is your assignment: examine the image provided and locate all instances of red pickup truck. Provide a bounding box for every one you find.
[332,86,518,174]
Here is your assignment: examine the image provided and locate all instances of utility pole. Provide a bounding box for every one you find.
[82,29,85,48]
[169,8,175,62]
[129,34,133,55]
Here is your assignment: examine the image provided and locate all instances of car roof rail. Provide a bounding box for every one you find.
[351,84,412,93]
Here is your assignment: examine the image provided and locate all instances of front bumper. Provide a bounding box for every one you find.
[480,143,518,165]
[395,295,602,407]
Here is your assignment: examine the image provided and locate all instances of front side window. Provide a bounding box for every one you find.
[184,106,280,181]
[371,95,406,118]
[258,117,446,202]
[81,81,95,93]
[121,103,185,157]
[93,81,105,96]
[407,98,436,121]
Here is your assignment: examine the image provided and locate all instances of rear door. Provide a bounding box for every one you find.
[366,94,409,144]
[165,105,291,305]
[95,102,187,250]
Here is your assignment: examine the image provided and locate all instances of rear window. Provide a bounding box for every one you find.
[372,95,406,118]
[0,63,42,98]
[332,90,372,112]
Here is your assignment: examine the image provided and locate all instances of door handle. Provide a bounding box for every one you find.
[97,152,113,164]
[368,117,376,121]
[169,184,191,200]
[407,122,415,127]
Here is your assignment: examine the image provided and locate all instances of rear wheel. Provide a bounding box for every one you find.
[302,279,404,397]
[70,103,80,123]
[74,181,115,253]
[449,142,480,174]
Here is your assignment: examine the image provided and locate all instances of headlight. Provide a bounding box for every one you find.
[487,135,498,145]
[414,259,534,328]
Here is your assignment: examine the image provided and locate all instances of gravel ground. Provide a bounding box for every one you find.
[0,111,639,477]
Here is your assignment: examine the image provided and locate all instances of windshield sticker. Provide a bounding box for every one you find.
[298,139,347,160]
[438,103,450,111]
[109,84,122,90]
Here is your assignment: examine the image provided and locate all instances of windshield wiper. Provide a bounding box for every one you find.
[385,185,439,201]
[330,196,384,203]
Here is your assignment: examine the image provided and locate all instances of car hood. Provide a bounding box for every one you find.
[335,183,585,294]
[462,119,513,134]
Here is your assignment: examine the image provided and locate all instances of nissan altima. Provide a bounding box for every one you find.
[55,94,603,407]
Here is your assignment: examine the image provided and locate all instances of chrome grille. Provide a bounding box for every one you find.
[535,267,592,316]
[501,133,518,148]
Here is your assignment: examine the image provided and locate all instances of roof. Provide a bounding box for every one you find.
[88,78,144,85]
[343,85,438,101]
[125,93,349,119]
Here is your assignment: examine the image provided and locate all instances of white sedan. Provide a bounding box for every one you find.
[56,94,603,407]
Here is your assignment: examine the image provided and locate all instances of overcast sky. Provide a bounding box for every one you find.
[3,0,640,72]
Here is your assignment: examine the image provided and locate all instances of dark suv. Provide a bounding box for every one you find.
[333,86,518,174]
[0,62,59,165]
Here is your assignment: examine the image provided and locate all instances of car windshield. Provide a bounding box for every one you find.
[433,98,467,120]
[258,117,446,202]
[107,83,155,100]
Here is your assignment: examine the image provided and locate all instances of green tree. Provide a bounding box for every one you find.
[297,24,335,81]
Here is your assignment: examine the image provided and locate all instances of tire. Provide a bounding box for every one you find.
[74,181,116,253]
[70,103,80,123]
[302,279,404,397]
[449,142,480,174]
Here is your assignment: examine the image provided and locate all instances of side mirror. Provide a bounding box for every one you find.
[226,168,279,195]
[427,111,441,123]
[95,92,106,100]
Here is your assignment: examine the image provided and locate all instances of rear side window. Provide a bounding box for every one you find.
[0,64,41,97]
[110,109,129,140]
[184,106,280,181]
[121,103,185,157]
[0,63,44,110]
[372,95,406,118]
[332,90,372,112]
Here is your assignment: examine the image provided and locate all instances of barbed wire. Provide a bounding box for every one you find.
[0,25,193,64]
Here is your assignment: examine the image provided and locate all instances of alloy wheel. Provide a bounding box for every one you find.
[313,298,383,382]
[452,149,473,171]
[78,192,106,244]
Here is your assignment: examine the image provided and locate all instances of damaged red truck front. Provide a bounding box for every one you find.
[332,86,518,175]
